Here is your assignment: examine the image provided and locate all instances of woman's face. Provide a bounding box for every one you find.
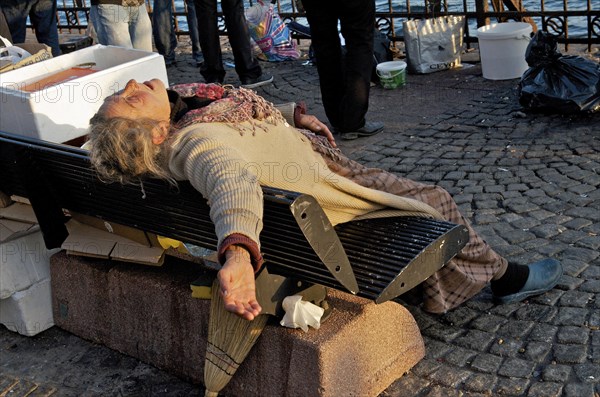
[100,79,171,122]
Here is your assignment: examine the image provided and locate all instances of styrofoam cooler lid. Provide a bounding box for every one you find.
[477,22,532,40]
[377,61,407,74]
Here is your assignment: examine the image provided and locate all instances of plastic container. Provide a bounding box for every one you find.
[477,22,532,80]
[376,61,407,89]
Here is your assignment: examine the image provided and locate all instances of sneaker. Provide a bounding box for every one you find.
[338,121,384,140]
[193,54,204,67]
[241,73,274,89]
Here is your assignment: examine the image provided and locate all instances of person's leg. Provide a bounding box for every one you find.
[324,154,508,313]
[1,0,34,44]
[325,150,562,311]
[337,0,375,132]
[0,8,13,40]
[220,0,262,82]
[302,0,344,129]
[152,0,177,64]
[184,0,203,64]
[128,4,153,51]
[89,4,134,48]
[29,0,60,56]
[193,0,225,83]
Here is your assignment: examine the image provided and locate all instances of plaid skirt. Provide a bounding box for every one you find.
[313,140,508,313]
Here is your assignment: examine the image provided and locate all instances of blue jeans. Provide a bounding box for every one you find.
[152,0,177,64]
[1,0,60,56]
[90,3,152,51]
[185,0,203,63]
[152,0,203,64]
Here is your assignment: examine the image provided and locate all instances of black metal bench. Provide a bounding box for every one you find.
[0,130,469,312]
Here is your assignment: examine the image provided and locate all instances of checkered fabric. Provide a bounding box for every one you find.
[320,149,507,313]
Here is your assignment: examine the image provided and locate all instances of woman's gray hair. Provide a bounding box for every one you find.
[87,113,174,185]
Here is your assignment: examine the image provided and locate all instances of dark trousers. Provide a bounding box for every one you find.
[1,0,60,56]
[302,0,375,132]
[193,0,261,83]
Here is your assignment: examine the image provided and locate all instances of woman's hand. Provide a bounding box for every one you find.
[296,114,337,148]
[218,246,262,321]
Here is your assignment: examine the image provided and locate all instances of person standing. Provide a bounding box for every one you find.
[193,0,272,88]
[0,7,11,39]
[89,0,152,51]
[152,0,203,67]
[1,0,61,56]
[301,0,384,140]
[184,0,204,66]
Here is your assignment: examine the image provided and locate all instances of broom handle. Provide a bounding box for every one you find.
[205,391,219,397]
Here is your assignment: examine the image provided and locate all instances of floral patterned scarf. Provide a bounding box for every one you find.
[170,83,287,135]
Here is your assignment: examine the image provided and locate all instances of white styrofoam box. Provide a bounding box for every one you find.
[0,278,54,336]
[0,44,168,143]
[1,228,59,299]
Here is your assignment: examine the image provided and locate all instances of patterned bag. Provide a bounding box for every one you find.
[245,0,300,62]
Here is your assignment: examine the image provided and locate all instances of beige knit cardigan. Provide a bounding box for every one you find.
[168,120,443,250]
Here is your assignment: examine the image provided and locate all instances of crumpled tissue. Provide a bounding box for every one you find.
[280,295,325,332]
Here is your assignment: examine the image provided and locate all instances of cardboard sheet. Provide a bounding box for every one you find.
[0,202,38,224]
[0,219,39,243]
[62,219,165,266]
[68,211,151,247]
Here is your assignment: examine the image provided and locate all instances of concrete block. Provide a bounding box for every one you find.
[0,278,54,336]
[1,228,59,299]
[51,251,425,397]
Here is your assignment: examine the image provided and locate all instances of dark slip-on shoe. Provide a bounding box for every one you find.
[241,73,274,89]
[493,258,563,305]
[339,121,384,140]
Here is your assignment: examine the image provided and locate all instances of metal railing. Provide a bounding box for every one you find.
[52,0,599,51]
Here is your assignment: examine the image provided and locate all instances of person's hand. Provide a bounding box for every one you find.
[218,246,262,321]
[296,114,337,148]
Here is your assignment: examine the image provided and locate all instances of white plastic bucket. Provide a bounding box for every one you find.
[477,22,532,80]
[376,61,407,89]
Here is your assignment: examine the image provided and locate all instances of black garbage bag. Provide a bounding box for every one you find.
[518,32,600,113]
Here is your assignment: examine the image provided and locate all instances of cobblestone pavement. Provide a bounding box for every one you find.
[1,40,599,396]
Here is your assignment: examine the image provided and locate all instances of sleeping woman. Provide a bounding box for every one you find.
[86,78,562,320]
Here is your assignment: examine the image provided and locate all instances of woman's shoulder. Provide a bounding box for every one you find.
[169,123,247,150]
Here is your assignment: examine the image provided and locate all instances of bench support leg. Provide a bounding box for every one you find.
[255,266,329,318]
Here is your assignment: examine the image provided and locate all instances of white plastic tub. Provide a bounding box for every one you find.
[477,22,532,80]
[0,45,168,143]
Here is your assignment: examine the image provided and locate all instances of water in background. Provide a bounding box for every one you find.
[376,0,590,37]
[71,0,590,38]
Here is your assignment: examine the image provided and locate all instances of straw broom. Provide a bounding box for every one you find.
[204,279,269,397]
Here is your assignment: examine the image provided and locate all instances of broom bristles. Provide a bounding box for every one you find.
[204,279,268,397]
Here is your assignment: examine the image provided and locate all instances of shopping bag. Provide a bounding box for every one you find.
[1,35,31,70]
[402,16,465,74]
[0,35,52,73]
[518,32,600,113]
[245,0,300,62]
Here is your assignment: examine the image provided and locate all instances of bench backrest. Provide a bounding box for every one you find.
[0,131,469,303]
